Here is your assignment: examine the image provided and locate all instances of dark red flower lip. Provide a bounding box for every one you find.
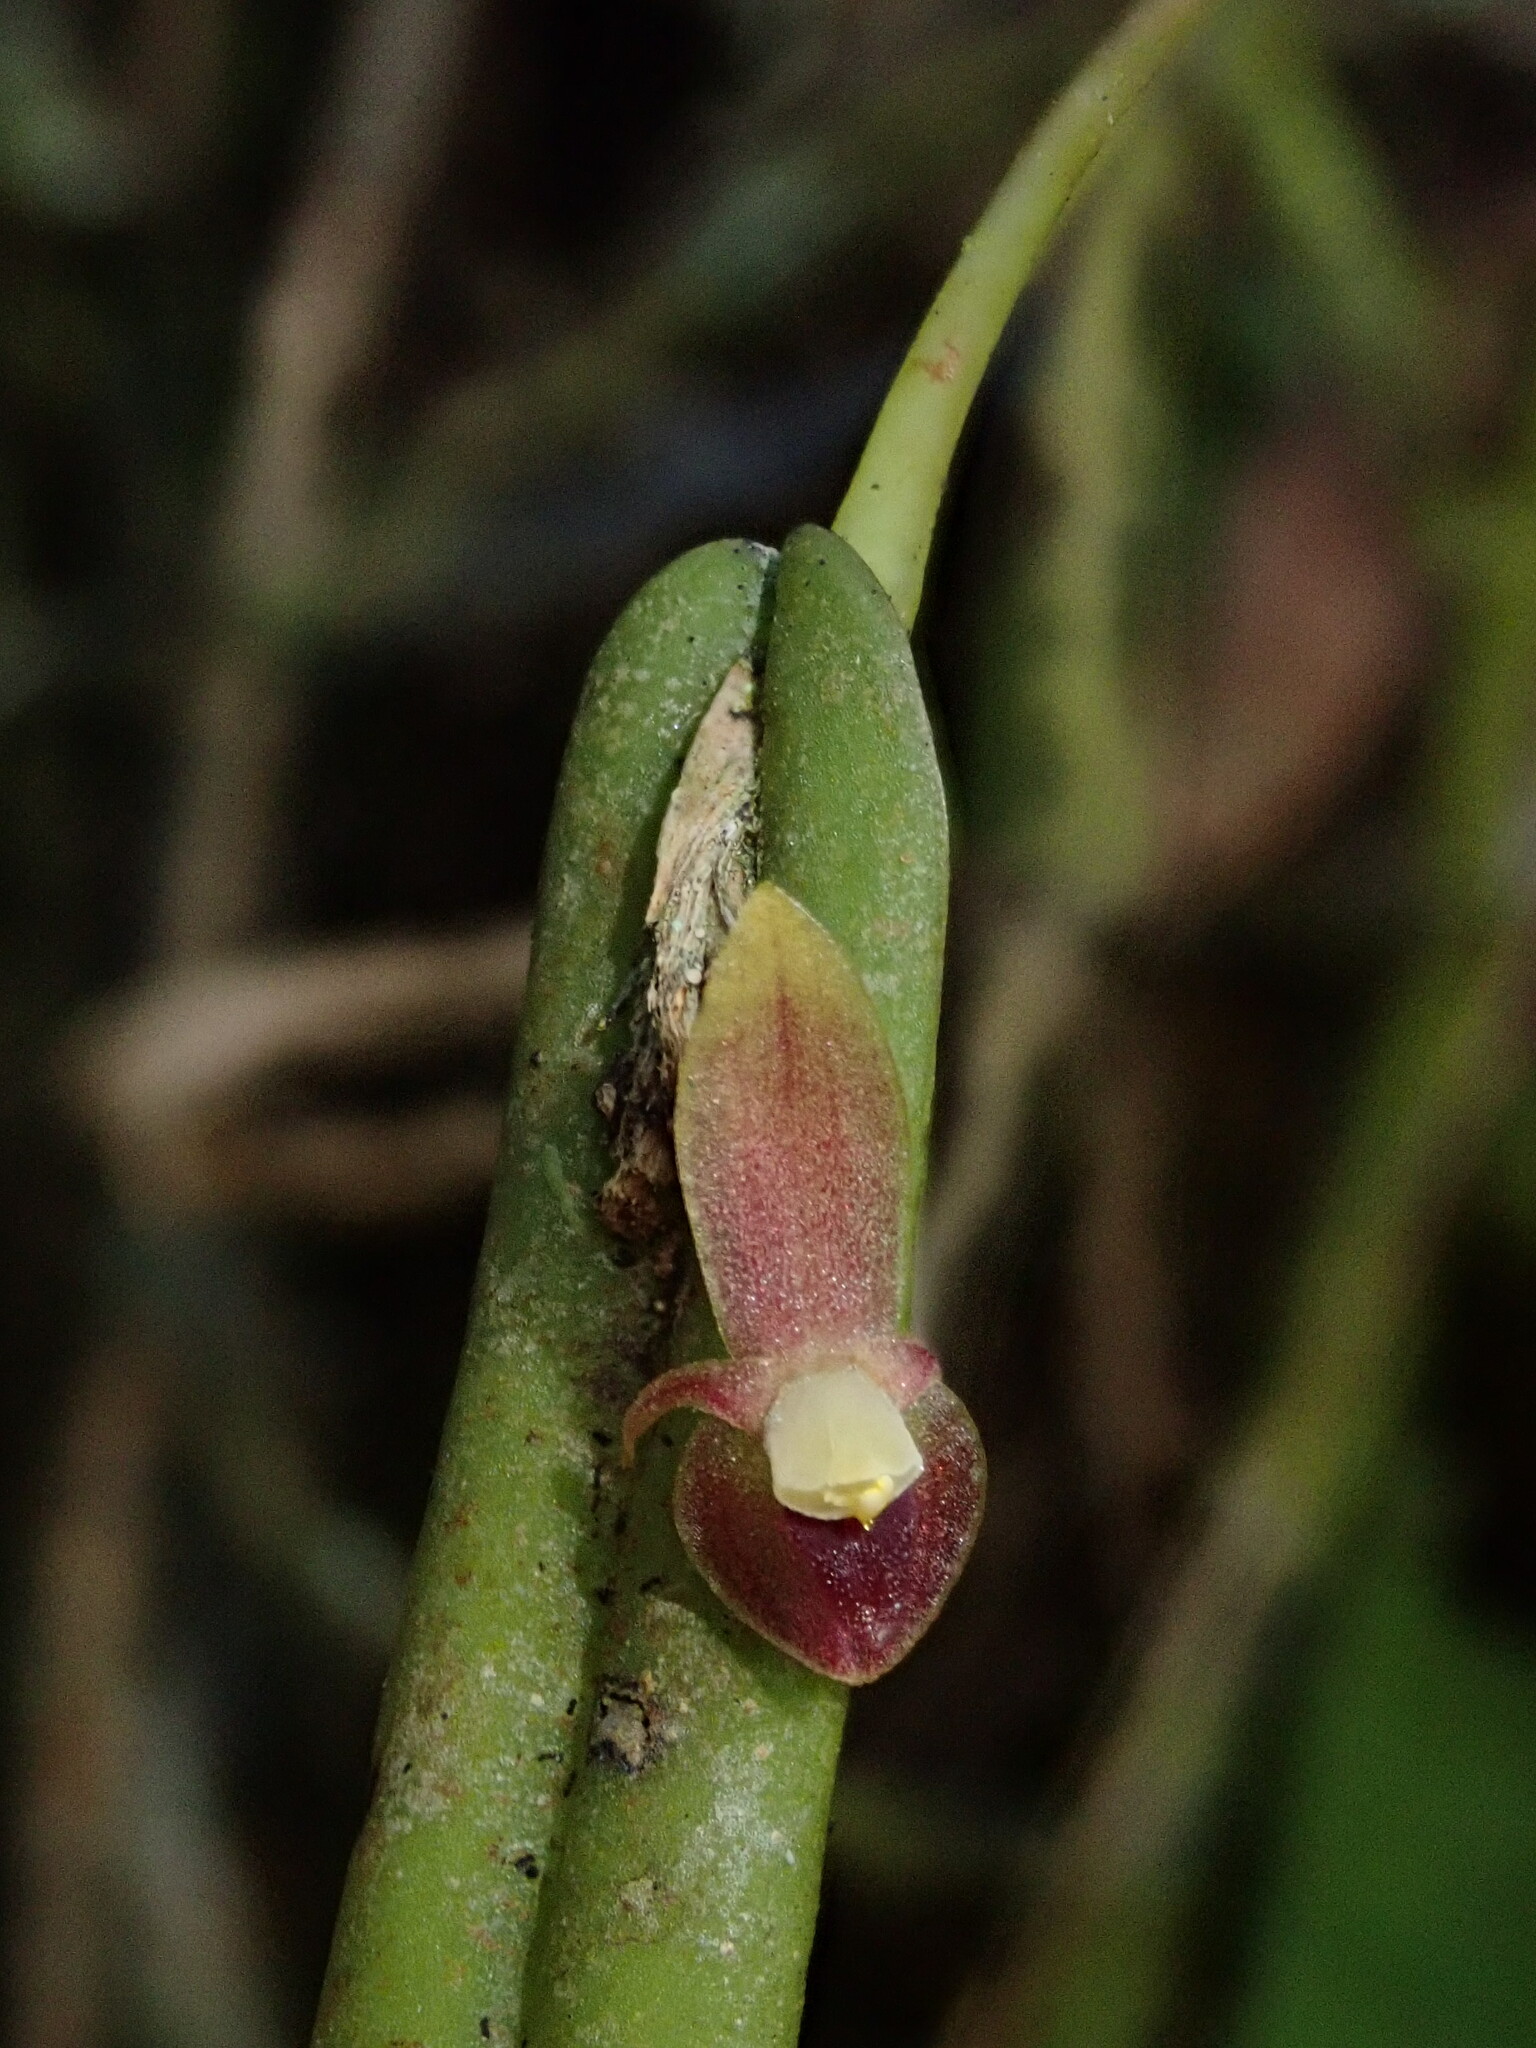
[671,1383,986,1684]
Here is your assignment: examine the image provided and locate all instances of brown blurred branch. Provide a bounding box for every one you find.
[1156,418,1424,915]
[159,0,484,959]
[19,16,499,2025]
[939,928,1533,2048]
[916,905,1093,1340]
[1068,993,1194,1584]
[121,1677,288,2048]
[10,1343,166,2048]
[69,920,528,1224]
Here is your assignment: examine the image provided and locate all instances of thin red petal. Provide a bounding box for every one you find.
[621,1356,783,1460]
[672,1382,985,1683]
[621,1337,941,1463]
[674,883,909,1357]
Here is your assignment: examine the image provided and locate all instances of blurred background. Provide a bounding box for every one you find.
[3,0,1536,2043]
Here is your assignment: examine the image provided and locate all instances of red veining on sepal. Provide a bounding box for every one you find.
[624,881,983,1682]
[672,1382,985,1684]
[621,1337,940,1464]
[674,883,909,1358]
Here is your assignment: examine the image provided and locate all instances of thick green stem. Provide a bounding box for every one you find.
[520,528,949,2047]
[513,1286,848,2048]
[833,0,1216,628]
[311,540,773,2048]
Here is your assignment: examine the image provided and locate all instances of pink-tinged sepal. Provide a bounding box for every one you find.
[674,883,909,1358]
[632,881,983,1681]
[622,1356,783,1461]
[849,1335,941,1410]
[671,1381,985,1684]
[621,1336,941,1464]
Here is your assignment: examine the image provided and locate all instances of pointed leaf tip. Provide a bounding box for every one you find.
[675,883,909,1359]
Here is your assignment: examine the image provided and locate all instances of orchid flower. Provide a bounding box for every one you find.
[623,881,984,1683]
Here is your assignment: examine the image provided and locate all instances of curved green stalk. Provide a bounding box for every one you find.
[833,0,1216,628]
[519,528,948,2047]
[311,540,773,2048]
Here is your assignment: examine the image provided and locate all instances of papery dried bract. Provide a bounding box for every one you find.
[674,883,908,1358]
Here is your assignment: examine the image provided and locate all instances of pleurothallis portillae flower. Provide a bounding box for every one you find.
[622,881,985,1684]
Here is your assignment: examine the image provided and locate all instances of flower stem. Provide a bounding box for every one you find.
[833,0,1217,628]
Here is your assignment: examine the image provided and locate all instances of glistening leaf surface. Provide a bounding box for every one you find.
[674,883,909,1358]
